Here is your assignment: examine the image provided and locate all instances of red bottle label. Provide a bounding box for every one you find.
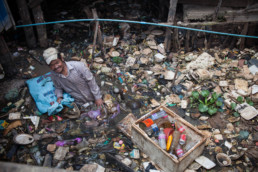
[176,149,183,155]
[180,134,186,141]
[178,126,185,133]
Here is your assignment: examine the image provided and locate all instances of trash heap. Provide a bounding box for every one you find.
[1,7,258,171]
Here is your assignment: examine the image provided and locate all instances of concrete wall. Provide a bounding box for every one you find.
[0,161,75,172]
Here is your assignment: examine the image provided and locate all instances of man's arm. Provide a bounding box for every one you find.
[52,75,63,103]
[79,63,103,106]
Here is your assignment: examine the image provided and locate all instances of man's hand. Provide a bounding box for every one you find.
[57,97,63,104]
[95,99,103,108]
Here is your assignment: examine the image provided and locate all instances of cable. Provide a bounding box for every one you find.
[16,18,258,39]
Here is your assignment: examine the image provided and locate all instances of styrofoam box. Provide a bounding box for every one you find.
[131,105,207,172]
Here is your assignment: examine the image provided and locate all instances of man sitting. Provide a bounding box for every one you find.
[43,47,103,108]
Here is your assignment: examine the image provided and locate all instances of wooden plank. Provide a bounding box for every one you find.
[30,0,48,48]
[160,20,252,27]
[224,11,258,23]
[117,113,137,138]
[178,0,248,8]
[16,0,36,48]
[164,0,178,52]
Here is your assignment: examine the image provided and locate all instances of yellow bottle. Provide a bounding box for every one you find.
[166,134,173,151]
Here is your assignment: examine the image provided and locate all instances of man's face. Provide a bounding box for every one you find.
[49,59,65,73]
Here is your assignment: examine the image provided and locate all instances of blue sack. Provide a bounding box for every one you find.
[26,72,74,115]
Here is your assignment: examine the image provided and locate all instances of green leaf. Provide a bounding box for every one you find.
[216,101,223,107]
[231,102,237,110]
[209,98,216,104]
[198,100,204,104]
[192,91,199,99]
[205,98,208,105]
[208,107,217,115]
[201,90,210,98]
[246,97,254,106]
[199,103,208,112]
[237,96,244,103]
[247,101,254,106]
[212,92,219,100]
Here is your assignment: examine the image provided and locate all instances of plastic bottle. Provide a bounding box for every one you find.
[178,126,186,145]
[158,128,166,150]
[169,130,180,154]
[176,145,184,158]
[139,118,154,131]
[145,123,159,136]
[166,134,173,151]
[150,109,167,120]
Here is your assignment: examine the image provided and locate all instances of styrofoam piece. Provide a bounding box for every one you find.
[195,156,216,169]
[13,134,34,145]
[8,112,21,120]
[236,103,258,120]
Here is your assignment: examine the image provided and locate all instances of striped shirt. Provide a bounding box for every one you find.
[51,61,102,106]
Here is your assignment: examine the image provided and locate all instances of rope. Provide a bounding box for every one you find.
[16,18,258,39]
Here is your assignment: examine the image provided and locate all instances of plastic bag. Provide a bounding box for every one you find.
[26,72,74,115]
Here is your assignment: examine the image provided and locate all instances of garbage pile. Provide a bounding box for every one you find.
[0,2,258,172]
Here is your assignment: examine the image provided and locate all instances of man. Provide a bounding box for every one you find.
[43,47,103,108]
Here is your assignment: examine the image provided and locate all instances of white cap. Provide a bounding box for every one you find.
[43,47,58,65]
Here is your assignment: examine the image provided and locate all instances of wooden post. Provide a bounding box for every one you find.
[191,26,200,50]
[213,0,223,21]
[90,9,99,68]
[164,0,178,52]
[185,30,190,52]
[0,35,17,77]
[239,23,249,50]
[229,26,238,49]
[92,9,103,53]
[172,28,179,51]
[159,0,165,20]
[83,6,93,19]
[29,0,48,48]
[16,0,36,48]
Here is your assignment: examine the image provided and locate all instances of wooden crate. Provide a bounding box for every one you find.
[131,105,207,172]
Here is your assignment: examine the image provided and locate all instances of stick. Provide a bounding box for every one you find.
[172,64,179,87]
[90,9,99,69]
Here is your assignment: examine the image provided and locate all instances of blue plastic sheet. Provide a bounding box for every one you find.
[26,72,74,115]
